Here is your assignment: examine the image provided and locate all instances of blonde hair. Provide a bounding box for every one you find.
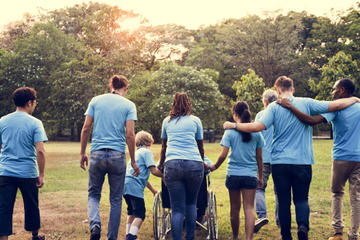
[135,131,154,147]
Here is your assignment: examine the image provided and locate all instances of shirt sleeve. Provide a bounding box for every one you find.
[126,102,138,122]
[259,104,275,130]
[34,121,48,143]
[161,117,168,139]
[257,132,265,148]
[144,150,156,168]
[307,98,330,115]
[194,117,203,140]
[321,112,336,123]
[84,98,95,117]
[220,130,231,148]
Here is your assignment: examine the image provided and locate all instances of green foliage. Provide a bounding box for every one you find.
[232,69,265,114]
[309,51,359,100]
[127,63,226,141]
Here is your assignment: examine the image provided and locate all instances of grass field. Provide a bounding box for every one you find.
[9,140,351,240]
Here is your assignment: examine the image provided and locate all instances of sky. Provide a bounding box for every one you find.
[0,0,359,30]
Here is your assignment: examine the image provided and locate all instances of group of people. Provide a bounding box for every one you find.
[0,74,359,240]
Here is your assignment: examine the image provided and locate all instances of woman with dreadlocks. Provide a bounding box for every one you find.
[158,92,205,240]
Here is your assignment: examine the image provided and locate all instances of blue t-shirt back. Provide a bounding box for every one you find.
[85,93,137,153]
[0,111,48,178]
[161,115,203,162]
[321,103,360,162]
[255,110,273,164]
[259,96,329,165]
[123,147,156,199]
[220,129,264,178]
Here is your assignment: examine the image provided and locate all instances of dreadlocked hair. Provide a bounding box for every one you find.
[232,101,252,142]
[169,92,192,122]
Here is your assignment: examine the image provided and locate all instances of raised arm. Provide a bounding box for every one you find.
[223,121,266,133]
[209,146,229,172]
[149,166,163,178]
[35,141,46,188]
[277,98,326,126]
[328,96,360,112]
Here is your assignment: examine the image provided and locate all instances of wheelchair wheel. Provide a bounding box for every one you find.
[153,192,171,240]
[207,190,218,240]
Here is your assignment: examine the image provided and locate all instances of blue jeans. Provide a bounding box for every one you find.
[88,149,126,240]
[164,160,204,240]
[272,164,312,240]
[255,163,280,225]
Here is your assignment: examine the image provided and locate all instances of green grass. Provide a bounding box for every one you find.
[9,140,351,240]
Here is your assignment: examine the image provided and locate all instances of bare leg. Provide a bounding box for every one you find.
[0,236,8,240]
[242,189,256,240]
[229,190,241,240]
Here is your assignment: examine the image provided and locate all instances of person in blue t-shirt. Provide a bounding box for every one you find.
[80,75,140,240]
[222,76,360,240]
[158,92,205,240]
[254,89,280,233]
[0,87,47,240]
[209,101,264,240]
[277,78,360,240]
[123,131,163,240]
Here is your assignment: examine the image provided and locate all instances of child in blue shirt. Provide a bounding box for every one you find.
[210,101,264,240]
[123,131,163,240]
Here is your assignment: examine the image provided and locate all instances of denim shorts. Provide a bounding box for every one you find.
[225,175,258,190]
[123,194,146,220]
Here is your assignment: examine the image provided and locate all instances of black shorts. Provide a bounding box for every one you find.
[123,194,146,220]
[225,175,258,190]
[0,176,40,236]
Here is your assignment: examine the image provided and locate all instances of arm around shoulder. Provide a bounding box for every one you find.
[223,121,265,133]
[328,96,360,112]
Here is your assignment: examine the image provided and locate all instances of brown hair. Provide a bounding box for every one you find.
[169,92,192,121]
[232,101,252,142]
[274,76,294,92]
[108,75,128,90]
[12,87,37,107]
[135,130,154,147]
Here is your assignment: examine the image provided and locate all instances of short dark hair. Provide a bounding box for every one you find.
[109,75,128,90]
[12,87,37,107]
[274,76,294,92]
[337,78,355,95]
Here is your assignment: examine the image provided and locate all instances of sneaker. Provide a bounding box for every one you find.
[126,234,138,240]
[328,233,343,240]
[254,217,269,233]
[90,226,101,240]
[297,225,308,240]
[32,235,45,240]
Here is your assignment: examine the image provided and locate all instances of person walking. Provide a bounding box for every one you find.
[80,75,140,240]
[0,87,47,240]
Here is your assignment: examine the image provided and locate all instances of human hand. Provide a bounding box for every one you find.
[277,98,292,109]
[157,163,164,173]
[152,189,158,196]
[36,175,44,188]
[223,121,236,129]
[209,164,217,172]
[131,162,140,177]
[257,177,264,189]
[80,154,88,170]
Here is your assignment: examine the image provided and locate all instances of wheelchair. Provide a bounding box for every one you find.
[153,174,218,240]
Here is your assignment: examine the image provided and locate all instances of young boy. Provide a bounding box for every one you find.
[123,131,163,240]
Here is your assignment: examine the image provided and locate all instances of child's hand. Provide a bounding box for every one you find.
[152,189,158,196]
[209,164,217,172]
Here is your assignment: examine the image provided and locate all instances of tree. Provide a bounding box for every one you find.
[232,69,266,114]
[127,63,226,141]
[309,51,359,100]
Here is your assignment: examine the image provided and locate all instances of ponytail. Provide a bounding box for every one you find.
[232,101,252,142]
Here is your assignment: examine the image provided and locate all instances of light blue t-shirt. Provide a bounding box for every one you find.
[123,147,156,199]
[259,96,329,165]
[321,102,360,162]
[85,93,137,153]
[161,115,203,162]
[220,129,264,178]
[255,110,273,164]
[0,111,48,178]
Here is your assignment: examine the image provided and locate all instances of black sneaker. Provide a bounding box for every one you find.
[254,217,269,233]
[126,234,138,240]
[90,226,101,240]
[297,225,308,240]
[32,235,45,240]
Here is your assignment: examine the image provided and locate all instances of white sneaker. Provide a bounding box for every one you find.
[254,217,269,233]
